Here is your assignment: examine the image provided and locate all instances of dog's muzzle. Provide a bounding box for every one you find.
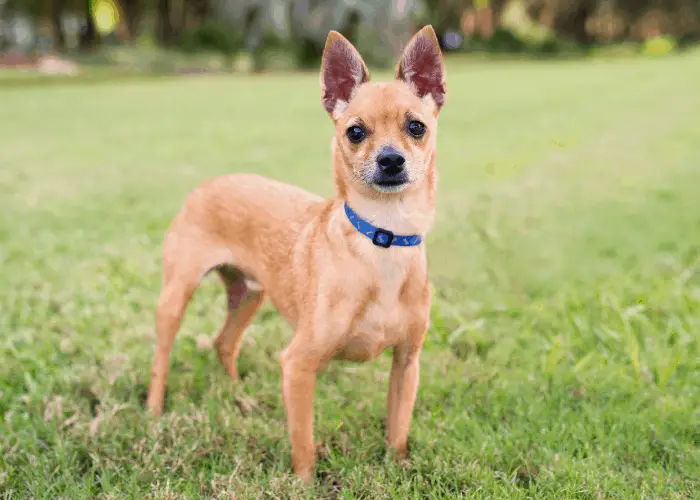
[372,145,409,190]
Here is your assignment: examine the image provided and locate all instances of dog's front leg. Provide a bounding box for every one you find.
[387,341,423,459]
[280,340,319,484]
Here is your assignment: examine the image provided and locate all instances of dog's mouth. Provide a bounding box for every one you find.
[375,179,407,187]
[372,179,410,193]
[368,171,411,193]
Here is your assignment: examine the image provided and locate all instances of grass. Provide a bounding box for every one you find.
[1,50,699,498]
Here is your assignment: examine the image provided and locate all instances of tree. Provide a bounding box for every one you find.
[79,0,100,49]
[524,0,700,43]
[155,0,175,44]
[122,0,141,40]
[50,0,67,50]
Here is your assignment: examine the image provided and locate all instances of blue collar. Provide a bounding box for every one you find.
[344,202,423,248]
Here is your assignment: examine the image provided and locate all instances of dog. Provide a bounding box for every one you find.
[146,25,447,483]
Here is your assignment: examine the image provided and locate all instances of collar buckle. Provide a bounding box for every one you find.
[372,228,394,248]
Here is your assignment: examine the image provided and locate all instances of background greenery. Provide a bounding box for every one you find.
[2,0,699,71]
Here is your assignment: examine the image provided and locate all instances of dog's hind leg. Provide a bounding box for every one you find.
[146,270,199,416]
[147,233,229,416]
[214,266,266,380]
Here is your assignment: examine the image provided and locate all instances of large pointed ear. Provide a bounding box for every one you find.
[395,25,447,111]
[320,31,370,118]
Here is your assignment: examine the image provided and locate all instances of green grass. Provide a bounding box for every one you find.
[1,51,699,498]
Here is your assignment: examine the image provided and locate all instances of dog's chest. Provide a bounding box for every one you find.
[335,255,425,362]
[359,261,404,330]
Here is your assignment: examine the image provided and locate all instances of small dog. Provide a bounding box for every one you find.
[146,25,447,483]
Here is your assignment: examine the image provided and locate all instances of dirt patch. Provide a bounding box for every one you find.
[0,51,79,75]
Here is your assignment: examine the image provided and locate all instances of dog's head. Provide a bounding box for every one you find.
[321,26,446,198]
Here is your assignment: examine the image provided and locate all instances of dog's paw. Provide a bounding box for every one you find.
[215,348,241,381]
[293,467,315,485]
[385,446,410,466]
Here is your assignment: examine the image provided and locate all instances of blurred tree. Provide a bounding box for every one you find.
[51,0,67,49]
[156,0,174,43]
[122,0,141,39]
[5,0,699,56]
[209,0,420,69]
[422,0,461,34]
[618,0,700,40]
[287,0,420,67]
[524,0,700,43]
[491,0,509,23]
[190,0,211,24]
[287,0,364,68]
[78,0,100,48]
[556,0,595,43]
[2,0,44,27]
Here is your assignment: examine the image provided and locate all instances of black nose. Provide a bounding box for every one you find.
[376,150,405,176]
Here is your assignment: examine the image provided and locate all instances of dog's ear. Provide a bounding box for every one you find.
[396,25,446,112]
[320,31,370,118]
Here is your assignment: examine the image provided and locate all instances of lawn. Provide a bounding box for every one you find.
[1,51,699,498]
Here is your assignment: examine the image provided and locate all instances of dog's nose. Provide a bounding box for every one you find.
[376,150,406,176]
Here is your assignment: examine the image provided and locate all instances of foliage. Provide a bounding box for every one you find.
[1,0,46,17]
[178,19,243,57]
[523,0,700,42]
[208,0,421,69]
[2,0,700,65]
[1,53,700,497]
[641,34,677,56]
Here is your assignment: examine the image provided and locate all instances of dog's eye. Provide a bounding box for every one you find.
[407,120,426,138]
[346,125,366,144]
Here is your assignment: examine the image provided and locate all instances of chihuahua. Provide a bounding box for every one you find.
[146,25,447,483]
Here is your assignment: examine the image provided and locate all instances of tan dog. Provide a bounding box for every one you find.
[146,25,447,483]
